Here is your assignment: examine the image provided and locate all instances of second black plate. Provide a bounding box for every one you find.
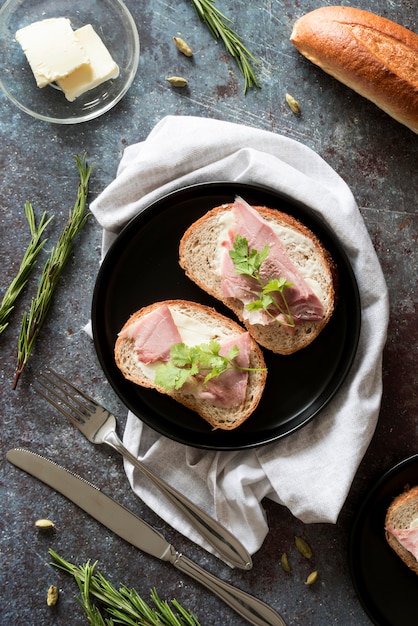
[92,182,361,450]
[349,455,418,625]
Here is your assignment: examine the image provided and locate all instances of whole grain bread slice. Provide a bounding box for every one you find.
[179,203,337,355]
[114,299,267,430]
[385,485,418,575]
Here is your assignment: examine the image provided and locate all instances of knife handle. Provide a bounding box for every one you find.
[105,431,252,570]
[172,551,287,626]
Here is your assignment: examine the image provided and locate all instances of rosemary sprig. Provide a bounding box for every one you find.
[189,0,260,92]
[12,153,92,389]
[49,549,201,626]
[0,202,53,335]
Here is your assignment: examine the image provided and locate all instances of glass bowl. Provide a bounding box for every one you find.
[0,0,139,123]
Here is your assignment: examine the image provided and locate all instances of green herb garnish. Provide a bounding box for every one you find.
[155,339,263,391]
[229,234,295,327]
[0,202,53,336]
[12,153,92,389]
[190,0,260,92]
[49,549,201,626]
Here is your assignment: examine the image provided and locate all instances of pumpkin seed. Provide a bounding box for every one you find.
[47,585,59,606]
[295,535,313,559]
[35,519,55,529]
[280,552,291,573]
[173,36,193,57]
[305,571,318,585]
[285,93,301,116]
[166,76,188,87]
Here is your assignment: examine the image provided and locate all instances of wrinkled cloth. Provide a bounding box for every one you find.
[90,115,389,557]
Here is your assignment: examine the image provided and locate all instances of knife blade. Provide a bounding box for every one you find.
[7,448,287,626]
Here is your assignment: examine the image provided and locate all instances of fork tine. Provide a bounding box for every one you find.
[40,372,85,411]
[34,370,91,425]
[34,379,83,427]
[47,368,97,406]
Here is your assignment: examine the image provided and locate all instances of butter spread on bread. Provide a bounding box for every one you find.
[385,485,418,575]
[115,300,267,430]
[179,197,337,355]
[290,6,418,134]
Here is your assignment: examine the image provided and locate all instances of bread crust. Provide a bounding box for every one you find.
[179,204,337,355]
[115,300,267,430]
[290,6,418,134]
[385,485,418,575]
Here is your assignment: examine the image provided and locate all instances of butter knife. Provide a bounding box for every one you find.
[7,448,287,626]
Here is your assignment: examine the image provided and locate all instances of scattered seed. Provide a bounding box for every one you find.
[280,552,291,573]
[295,535,313,559]
[166,76,188,87]
[35,519,55,530]
[173,36,193,57]
[285,93,301,116]
[305,571,318,585]
[47,585,59,606]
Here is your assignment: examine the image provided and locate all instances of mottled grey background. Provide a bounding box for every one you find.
[1,1,417,624]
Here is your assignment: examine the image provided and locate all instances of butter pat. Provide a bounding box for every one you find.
[58,25,119,101]
[15,18,89,88]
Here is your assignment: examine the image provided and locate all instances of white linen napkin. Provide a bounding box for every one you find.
[90,115,389,557]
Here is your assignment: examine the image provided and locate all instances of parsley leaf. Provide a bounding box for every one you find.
[229,235,295,327]
[154,340,264,392]
[229,235,269,277]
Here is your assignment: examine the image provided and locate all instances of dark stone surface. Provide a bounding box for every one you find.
[1,1,417,624]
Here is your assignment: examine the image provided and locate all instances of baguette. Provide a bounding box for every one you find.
[179,198,337,355]
[385,485,418,575]
[290,6,418,134]
[114,300,267,430]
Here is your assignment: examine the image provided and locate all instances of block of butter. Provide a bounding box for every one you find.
[15,17,89,88]
[57,25,120,101]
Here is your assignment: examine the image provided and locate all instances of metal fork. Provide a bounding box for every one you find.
[33,369,252,570]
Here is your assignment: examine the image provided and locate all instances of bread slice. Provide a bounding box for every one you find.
[179,201,337,355]
[290,6,418,134]
[114,300,267,430]
[385,485,418,575]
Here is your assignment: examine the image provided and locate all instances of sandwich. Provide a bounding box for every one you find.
[114,299,267,430]
[385,485,418,575]
[179,196,337,355]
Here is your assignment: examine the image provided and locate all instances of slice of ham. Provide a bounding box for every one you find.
[119,304,182,363]
[120,304,250,408]
[386,526,418,561]
[188,333,251,408]
[219,197,324,326]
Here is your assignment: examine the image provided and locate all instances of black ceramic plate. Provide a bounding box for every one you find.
[92,182,360,450]
[349,455,418,626]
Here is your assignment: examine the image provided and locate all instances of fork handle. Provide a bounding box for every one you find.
[103,430,252,570]
[171,551,287,626]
